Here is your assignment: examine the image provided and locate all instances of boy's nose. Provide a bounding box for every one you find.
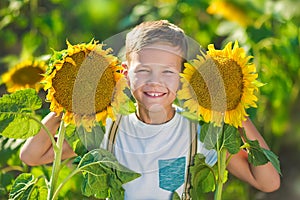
[148,72,163,84]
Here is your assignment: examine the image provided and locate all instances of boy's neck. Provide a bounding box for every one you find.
[135,105,175,124]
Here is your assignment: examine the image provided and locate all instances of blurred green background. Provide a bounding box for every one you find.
[0,0,299,199]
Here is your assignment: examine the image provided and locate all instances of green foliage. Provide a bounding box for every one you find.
[77,149,141,200]
[221,177,249,200]
[221,125,241,154]
[200,123,241,154]
[199,123,219,150]
[65,123,142,199]
[189,154,218,199]
[9,173,47,200]
[0,88,141,200]
[29,164,91,200]
[0,136,24,197]
[246,139,282,176]
[247,139,268,166]
[117,88,136,115]
[0,89,42,139]
[198,120,281,199]
[171,191,181,200]
[65,123,105,156]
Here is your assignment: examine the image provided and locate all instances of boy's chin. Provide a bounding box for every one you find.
[147,104,167,113]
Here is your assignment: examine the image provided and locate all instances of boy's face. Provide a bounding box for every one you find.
[126,43,183,113]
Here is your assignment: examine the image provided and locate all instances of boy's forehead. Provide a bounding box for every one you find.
[140,43,184,57]
[128,44,183,71]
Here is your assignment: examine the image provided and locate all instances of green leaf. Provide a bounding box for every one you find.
[247,139,269,166]
[200,123,220,150]
[189,154,216,199]
[246,139,282,175]
[117,87,136,115]
[0,136,24,167]
[171,191,181,200]
[200,123,241,154]
[81,170,109,199]
[262,148,282,176]
[77,149,140,199]
[222,124,241,154]
[9,173,47,200]
[0,89,42,139]
[65,122,105,157]
[27,178,48,200]
[178,110,200,122]
[76,123,105,152]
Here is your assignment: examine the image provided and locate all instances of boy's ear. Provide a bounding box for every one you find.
[121,61,131,86]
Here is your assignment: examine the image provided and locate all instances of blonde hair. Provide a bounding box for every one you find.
[125,20,188,61]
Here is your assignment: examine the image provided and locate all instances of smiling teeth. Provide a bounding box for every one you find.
[148,93,162,97]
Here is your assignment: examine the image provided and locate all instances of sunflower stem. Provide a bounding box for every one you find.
[47,118,66,200]
[214,148,227,200]
[36,116,58,150]
[52,167,80,200]
[214,123,227,200]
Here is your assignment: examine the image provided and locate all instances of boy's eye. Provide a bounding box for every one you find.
[137,69,150,73]
[163,70,176,74]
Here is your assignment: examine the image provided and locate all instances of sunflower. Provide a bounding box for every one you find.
[177,41,259,128]
[2,60,47,93]
[207,0,251,27]
[44,39,125,131]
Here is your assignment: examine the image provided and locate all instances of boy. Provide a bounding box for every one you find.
[20,20,280,199]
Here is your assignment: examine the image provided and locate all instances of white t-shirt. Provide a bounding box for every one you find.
[102,112,217,200]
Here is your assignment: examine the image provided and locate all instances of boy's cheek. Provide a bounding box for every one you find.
[127,79,142,93]
[169,86,179,96]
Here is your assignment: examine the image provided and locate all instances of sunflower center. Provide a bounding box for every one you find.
[190,56,243,111]
[52,50,115,115]
[11,66,44,85]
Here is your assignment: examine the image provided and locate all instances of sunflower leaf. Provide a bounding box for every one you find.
[246,139,282,175]
[189,154,216,199]
[221,124,241,154]
[200,123,241,154]
[65,124,88,156]
[171,191,181,200]
[65,123,105,156]
[9,173,48,200]
[246,139,269,166]
[77,149,141,199]
[115,87,136,115]
[262,148,282,176]
[200,122,221,150]
[0,89,42,139]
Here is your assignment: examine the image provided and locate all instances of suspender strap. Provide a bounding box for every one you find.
[183,122,198,200]
[107,115,122,153]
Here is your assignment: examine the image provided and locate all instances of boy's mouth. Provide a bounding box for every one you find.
[144,92,166,97]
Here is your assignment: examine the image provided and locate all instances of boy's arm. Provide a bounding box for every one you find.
[19,112,76,166]
[226,117,280,192]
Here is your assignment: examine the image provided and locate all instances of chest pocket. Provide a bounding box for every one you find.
[158,157,186,192]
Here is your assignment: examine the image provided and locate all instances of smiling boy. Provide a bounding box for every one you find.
[20,20,280,199]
